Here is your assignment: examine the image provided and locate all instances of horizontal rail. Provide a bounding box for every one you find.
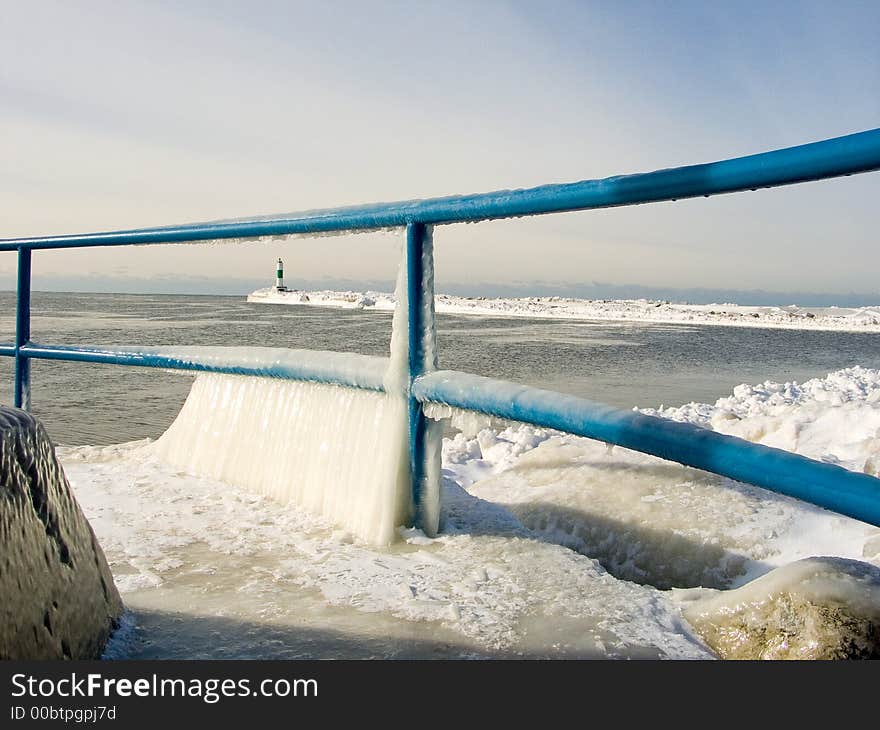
[5,341,880,527]
[2,344,388,392]
[413,370,880,527]
[2,128,879,250]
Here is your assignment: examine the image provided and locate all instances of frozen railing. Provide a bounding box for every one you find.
[3,128,880,532]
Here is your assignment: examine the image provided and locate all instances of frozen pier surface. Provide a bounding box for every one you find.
[0,408,122,659]
[60,366,880,659]
[248,288,880,333]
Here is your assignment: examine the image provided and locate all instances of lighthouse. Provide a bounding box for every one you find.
[275,258,288,292]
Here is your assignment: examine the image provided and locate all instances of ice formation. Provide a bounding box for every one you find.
[681,557,880,659]
[444,373,880,592]
[96,344,389,391]
[641,366,880,476]
[383,226,442,536]
[149,231,444,545]
[57,366,880,658]
[248,288,880,333]
[151,374,411,545]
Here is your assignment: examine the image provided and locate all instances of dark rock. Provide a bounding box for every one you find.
[0,407,123,659]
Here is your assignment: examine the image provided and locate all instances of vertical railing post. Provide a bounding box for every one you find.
[14,247,32,410]
[405,222,435,532]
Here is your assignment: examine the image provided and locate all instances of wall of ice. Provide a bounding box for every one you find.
[152,373,412,545]
[150,230,443,545]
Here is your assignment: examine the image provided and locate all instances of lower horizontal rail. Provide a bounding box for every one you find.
[5,343,878,526]
[4,343,389,392]
[414,370,880,527]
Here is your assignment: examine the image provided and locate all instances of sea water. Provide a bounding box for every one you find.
[1,291,878,446]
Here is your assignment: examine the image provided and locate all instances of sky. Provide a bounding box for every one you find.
[2,0,879,303]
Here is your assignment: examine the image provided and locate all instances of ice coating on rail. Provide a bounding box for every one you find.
[19,344,389,391]
[144,345,387,390]
[413,228,441,535]
[152,374,412,545]
[385,237,412,396]
[416,227,439,373]
[149,230,445,544]
[386,226,442,535]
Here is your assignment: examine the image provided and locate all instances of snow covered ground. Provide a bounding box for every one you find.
[61,366,880,659]
[248,287,880,333]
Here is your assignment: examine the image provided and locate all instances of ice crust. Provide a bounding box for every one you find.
[248,288,880,333]
[59,440,711,658]
[151,374,412,546]
[57,366,880,657]
[641,366,880,477]
[681,557,880,659]
[121,344,389,390]
[143,231,444,545]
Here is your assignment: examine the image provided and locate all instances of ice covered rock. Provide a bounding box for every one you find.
[683,557,880,660]
[0,408,123,659]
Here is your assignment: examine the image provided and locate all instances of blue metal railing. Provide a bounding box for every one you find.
[3,128,880,530]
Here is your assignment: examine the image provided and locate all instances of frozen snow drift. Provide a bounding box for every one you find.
[248,287,880,333]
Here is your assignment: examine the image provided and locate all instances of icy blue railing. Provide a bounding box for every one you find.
[3,128,880,530]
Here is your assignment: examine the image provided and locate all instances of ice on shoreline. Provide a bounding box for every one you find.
[641,366,880,477]
[681,557,880,659]
[58,366,880,658]
[247,287,880,333]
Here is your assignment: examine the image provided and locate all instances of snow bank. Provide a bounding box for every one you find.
[642,366,880,476]
[247,288,880,333]
[439,368,880,590]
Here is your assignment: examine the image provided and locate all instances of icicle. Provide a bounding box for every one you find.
[151,374,411,546]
